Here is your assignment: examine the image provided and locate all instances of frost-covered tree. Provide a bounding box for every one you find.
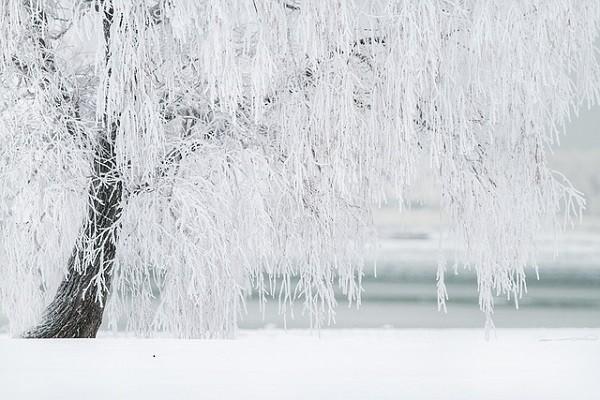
[0,0,598,338]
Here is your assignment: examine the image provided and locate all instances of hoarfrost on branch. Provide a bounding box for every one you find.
[0,0,598,337]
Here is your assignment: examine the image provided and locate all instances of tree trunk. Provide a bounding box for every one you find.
[22,1,120,339]
[23,129,123,338]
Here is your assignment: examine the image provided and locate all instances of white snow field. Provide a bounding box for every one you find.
[1,329,598,400]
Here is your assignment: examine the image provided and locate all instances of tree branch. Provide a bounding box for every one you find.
[15,3,87,145]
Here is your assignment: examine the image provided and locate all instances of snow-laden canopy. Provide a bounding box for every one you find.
[0,0,599,337]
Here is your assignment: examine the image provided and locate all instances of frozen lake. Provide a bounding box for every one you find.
[238,221,600,329]
[240,273,600,329]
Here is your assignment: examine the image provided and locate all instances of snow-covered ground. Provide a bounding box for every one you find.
[1,329,598,400]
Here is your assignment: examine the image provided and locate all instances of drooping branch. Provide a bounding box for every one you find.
[23,0,124,338]
[1,0,596,338]
[90,0,167,27]
[10,5,86,146]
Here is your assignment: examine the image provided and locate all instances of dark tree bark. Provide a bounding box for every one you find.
[22,131,123,338]
[23,2,121,338]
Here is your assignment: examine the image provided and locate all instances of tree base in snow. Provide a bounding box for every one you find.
[21,267,110,339]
